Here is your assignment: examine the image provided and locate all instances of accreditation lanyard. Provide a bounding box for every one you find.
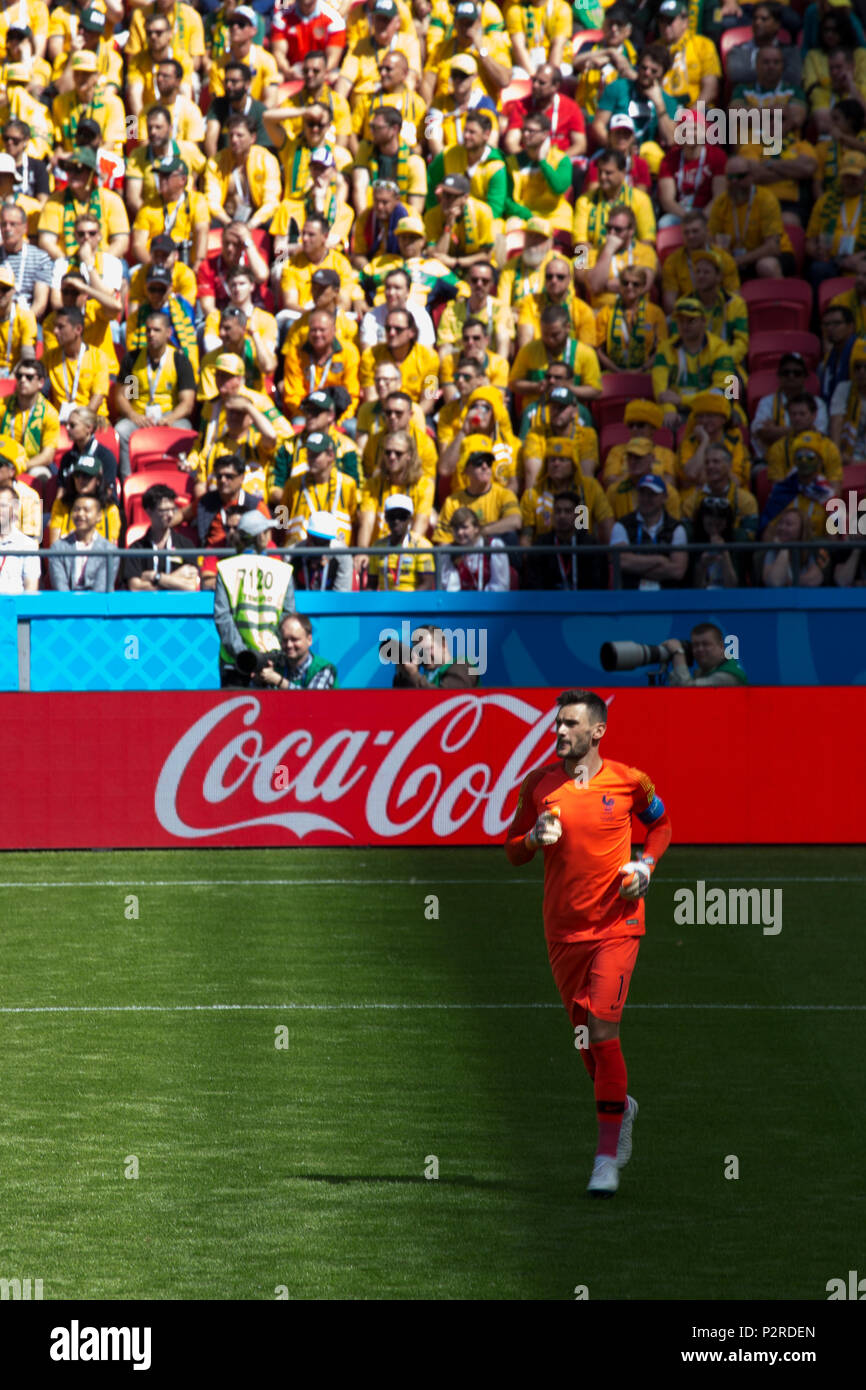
[13,243,29,296]
[306,352,334,393]
[146,349,170,405]
[303,474,339,518]
[385,532,412,591]
[232,162,251,205]
[74,544,91,588]
[556,542,577,591]
[730,187,754,250]
[838,195,863,238]
[3,301,16,372]
[163,194,188,237]
[62,344,85,404]
[676,146,706,208]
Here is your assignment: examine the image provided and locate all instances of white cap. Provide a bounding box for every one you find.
[384,493,414,514]
[237,511,274,538]
[609,114,636,133]
[0,154,17,175]
[306,510,339,540]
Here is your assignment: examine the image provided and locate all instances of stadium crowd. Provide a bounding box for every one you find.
[0,0,865,596]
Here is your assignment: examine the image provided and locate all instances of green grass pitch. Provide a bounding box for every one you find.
[0,845,863,1301]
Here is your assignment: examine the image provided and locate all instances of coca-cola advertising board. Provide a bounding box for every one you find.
[3,688,864,848]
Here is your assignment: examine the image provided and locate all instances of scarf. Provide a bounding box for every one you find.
[819,185,866,251]
[586,186,634,244]
[129,297,197,360]
[606,296,650,369]
[1,391,46,452]
[62,187,103,258]
[59,92,106,148]
[369,141,412,195]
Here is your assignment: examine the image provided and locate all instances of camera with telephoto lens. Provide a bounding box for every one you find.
[600,639,693,672]
[235,648,281,678]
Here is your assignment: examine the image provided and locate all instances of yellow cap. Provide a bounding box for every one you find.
[214,353,246,376]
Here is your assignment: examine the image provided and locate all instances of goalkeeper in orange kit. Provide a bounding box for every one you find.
[505,689,672,1197]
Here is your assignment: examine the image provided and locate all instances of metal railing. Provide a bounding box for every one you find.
[7,537,865,590]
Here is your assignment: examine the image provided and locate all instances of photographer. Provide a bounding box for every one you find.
[393,624,480,690]
[661,622,748,687]
[213,511,296,687]
[257,613,339,690]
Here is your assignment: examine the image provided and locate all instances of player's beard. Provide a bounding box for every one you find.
[557,731,592,766]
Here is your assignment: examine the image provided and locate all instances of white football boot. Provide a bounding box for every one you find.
[616,1095,638,1169]
[586,1154,620,1198]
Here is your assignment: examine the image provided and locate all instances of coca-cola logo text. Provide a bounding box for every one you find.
[154,695,559,842]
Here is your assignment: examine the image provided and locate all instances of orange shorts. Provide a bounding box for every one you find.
[547,936,641,1027]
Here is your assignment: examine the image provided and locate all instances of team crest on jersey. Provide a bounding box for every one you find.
[601,794,616,818]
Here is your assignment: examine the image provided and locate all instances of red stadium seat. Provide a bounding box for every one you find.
[818,276,856,317]
[128,427,199,471]
[0,377,15,397]
[656,224,684,263]
[748,330,821,373]
[719,25,753,70]
[499,79,531,105]
[741,279,812,332]
[125,522,150,547]
[752,466,772,510]
[505,228,526,260]
[573,29,603,54]
[123,468,193,527]
[746,366,820,418]
[720,24,791,69]
[786,223,806,273]
[95,427,120,462]
[842,464,866,491]
[600,422,675,458]
[592,373,654,431]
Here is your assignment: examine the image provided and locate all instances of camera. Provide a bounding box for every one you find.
[600,639,693,672]
[235,648,281,678]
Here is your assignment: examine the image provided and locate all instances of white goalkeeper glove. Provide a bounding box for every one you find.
[618,858,654,899]
[526,811,562,850]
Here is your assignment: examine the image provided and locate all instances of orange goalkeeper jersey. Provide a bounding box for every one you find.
[505,759,667,943]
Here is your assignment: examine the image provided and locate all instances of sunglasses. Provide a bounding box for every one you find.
[383,448,409,457]
[16,370,37,380]
[727,173,748,182]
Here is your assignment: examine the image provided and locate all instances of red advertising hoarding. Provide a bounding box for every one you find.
[3,688,863,848]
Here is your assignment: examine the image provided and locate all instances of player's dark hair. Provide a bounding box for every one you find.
[597,148,627,172]
[156,58,184,79]
[553,490,581,508]
[690,622,724,643]
[224,62,252,82]
[463,316,489,336]
[557,690,608,724]
[787,392,817,412]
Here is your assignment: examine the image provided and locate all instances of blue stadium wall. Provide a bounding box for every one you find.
[3,591,866,689]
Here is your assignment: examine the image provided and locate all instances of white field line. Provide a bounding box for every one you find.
[0,877,862,888]
[0,1003,863,1016]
